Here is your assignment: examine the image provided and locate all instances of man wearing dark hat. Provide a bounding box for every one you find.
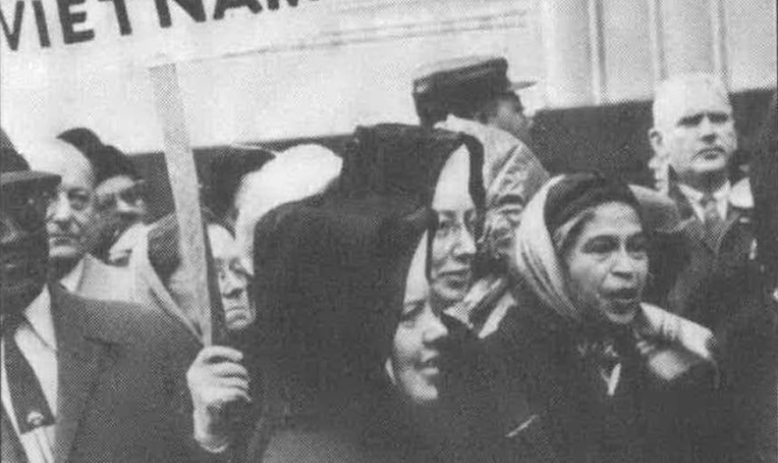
[413,55,536,144]
[58,128,149,266]
[0,131,222,463]
[26,136,132,301]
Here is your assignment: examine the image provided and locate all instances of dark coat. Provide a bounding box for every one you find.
[0,285,218,463]
[650,179,758,333]
[647,178,777,461]
[477,284,725,463]
[248,193,430,463]
[247,124,487,462]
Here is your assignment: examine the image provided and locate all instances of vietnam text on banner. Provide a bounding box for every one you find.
[1,0,328,66]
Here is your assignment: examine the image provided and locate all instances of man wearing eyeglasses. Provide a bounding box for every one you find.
[26,137,133,302]
[58,128,149,266]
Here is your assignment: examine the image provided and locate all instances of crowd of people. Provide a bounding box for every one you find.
[1,56,776,463]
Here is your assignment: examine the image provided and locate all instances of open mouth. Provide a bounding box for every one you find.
[608,288,640,304]
[441,269,471,283]
[418,357,441,375]
[49,235,80,248]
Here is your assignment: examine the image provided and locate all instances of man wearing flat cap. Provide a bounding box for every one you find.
[413,56,549,317]
[413,56,537,145]
[1,130,225,463]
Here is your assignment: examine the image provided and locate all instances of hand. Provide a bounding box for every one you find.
[187,346,251,451]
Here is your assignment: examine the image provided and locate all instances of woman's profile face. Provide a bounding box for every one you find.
[430,146,477,309]
[564,202,648,326]
[391,239,449,406]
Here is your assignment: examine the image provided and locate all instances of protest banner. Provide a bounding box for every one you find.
[1,0,544,344]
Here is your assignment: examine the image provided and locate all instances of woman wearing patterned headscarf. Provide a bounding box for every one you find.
[480,172,726,463]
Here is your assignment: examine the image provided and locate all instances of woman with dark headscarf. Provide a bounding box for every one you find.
[188,124,484,462]
[481,172,723,463]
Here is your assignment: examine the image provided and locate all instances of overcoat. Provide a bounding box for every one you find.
[1,285,218,463]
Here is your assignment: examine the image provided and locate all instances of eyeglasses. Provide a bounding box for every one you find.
[94,181,146,211]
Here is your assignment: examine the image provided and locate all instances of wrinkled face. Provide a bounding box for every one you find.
[430,146,477,309]
[651,85,737,187]
[564,202,648,326]
[391,238,449,406]
[207,224,254,332]
[37,150,97,267]
[486,93,533,143]
[95,175,147,235]
[1,182,54,313]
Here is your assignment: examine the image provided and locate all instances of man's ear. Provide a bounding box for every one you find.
[648,127,664,155]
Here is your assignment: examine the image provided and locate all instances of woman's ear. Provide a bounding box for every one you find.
[384,358,397,385]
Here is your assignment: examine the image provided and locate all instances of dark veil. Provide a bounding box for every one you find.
[248,124,484,462]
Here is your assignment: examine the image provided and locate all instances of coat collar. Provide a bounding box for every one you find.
[668,177,752,251]
[669,176,753,220]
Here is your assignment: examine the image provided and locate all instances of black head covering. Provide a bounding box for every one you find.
[338,123,485,212]
[204,145,275,220]
[544,171,641,235]
[252,124,483,422]
[58,128,140,184]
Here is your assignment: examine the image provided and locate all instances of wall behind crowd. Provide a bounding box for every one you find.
[131,88,774,222]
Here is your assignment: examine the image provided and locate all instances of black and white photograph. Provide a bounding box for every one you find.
[1,1,776,462]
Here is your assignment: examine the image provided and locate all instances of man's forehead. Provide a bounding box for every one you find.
[655,82,732,127]
[27,140,94,186]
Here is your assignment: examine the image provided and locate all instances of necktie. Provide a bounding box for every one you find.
[3,315,55,438]
[701,193,722,235]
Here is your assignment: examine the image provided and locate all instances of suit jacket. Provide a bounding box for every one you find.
[2,285,216,463]
[650,178,757,332]
[68,254,135,303]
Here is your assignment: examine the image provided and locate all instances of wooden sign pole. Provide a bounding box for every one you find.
[149,62,213,345]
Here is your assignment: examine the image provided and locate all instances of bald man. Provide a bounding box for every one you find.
[28,138,133,301]
[646,74,757,333]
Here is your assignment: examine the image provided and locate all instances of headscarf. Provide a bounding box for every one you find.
[513,175,580,322]
[250,124,478,428]
[436,116,549,263]
[513,172,641,323]
[514,173,717,386]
